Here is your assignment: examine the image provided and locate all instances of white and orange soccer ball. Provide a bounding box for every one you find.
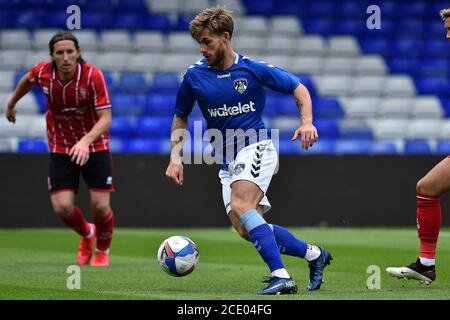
[157,236,199,277]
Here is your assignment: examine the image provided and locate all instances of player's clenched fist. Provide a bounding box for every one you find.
[166,162,184,186]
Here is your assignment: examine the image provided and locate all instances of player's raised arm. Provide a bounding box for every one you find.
[291,83,318,150]
[5,73,35,124]
[166,114,189,186]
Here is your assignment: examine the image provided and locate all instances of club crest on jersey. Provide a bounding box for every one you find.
[79,88,87,99]
[233,163,245,175]
[234,78,248,94]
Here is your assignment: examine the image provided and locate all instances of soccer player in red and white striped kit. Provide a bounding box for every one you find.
[386,8,450,284]
[5,32,115,266]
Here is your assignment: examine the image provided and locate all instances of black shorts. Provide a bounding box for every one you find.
[48,150,115,194]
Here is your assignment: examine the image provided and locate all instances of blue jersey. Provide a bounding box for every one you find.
[174,54,300,169]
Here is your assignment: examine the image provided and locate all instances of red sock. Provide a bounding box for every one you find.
[94,210,114,252]
[417,193,441,259]
[61,207,90,237]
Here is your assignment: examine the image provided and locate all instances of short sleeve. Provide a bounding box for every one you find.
[28,61,48,86]
[257,61,301,94]
[174,71,196,117]
[89,68,111,110]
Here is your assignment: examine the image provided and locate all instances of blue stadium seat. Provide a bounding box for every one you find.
[334,20,365,36]
[303,2,338,19]
[313,98,344,119]
[439,98,450,117]
[395,21,424,37]
[109,137,125,153]
[277,139,300,154]
[150,73,180,93]
[114,0,148,13]
[417,59,448,77]
[124,139,170,153]
[44,10,71,29]
[399,2,426,18]
[13,10,46,28]
[277,96,297,116]
[243,0,275,15]
[422,40,450,58]
[264,97,288,116]
[33,91,47,113]
[404,140,432,155]
[339,1,366,20]
[297,74,316,97]
[340,128,373,140]
[315,119,340,139]
[299,139,337,155]
[14,71,28,87]
[49,0,82,9]
[174,15,195,31]
[427,21,446,37]
[302,19,334,35]
[145,93,177,116]
[376,1,398,19]
[81,12,112,29]
[18,139,49,153]
[102,72,115,93]
[110,13,145,29]
[335,140,372,154]
[0,0,16,9]
[117,73,149,93]
[414,76,448,96]
[0,10,11,28]
[371,141,398,155]
[392,38,423,58]
[142,14,172,32]
[111,94,146,116]
[387,58,419,74]
[83,0,114,12]
[136,116,172,137]
[109,116,136,138]
[18,0,49,9]
[437,141,450,155]
[359,38,392,56]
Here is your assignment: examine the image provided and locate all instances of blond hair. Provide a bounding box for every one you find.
[440,8,450,20]
[189,7,234,41]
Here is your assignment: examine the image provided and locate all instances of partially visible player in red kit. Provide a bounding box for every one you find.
[5,32,115,266]
[386,8,450,284]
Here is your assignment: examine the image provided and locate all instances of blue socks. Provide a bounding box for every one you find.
[270,224,307,258]
[239,209,285,273]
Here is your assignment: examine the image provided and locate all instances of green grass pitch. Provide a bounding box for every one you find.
[1,227,449,300]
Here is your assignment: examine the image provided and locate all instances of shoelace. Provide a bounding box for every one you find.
[261,276,273,284]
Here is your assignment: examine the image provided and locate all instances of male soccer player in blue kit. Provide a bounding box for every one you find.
[165,7,332,295]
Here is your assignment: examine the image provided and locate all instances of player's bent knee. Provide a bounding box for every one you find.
[52,202,74,218]
[230,202,246,216]
[230,199,256,216]
[91,202,111,216]
[417,178,432,195]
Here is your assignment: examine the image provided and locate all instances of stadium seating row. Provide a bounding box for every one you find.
[2,112,450,141]
[5,137,450,156]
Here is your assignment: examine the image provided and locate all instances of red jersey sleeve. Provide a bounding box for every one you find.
[89,68,111,110]
[28,61,49,87]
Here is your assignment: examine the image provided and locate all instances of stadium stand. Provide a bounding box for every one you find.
[0,0,449,155]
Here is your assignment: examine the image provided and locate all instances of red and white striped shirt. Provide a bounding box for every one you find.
[29,61,111,154]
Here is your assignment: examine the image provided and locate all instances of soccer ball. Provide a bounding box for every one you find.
[157,236,199,277]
